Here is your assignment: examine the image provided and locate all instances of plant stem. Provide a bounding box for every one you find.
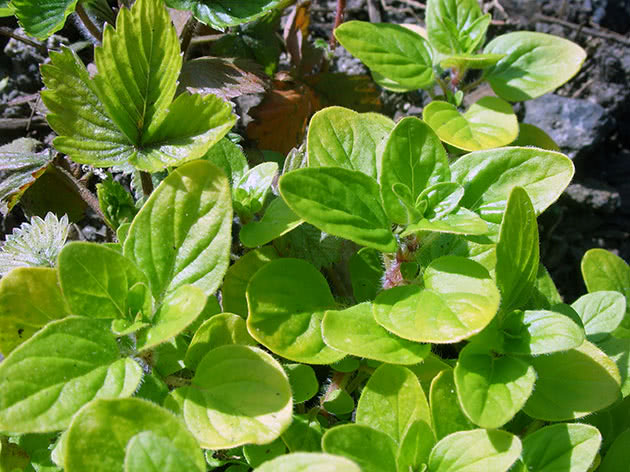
[460,74,486,93]
[329,0,346,48]
[140,171,154,197]
[75,3,103,43]
[0,27,48,55]
[180,16,199,59]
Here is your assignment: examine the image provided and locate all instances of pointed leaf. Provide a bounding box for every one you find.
[426,0,491,55]
[124,160,232,300]
[280,167,397,252]
[0,317,142,433]
[10,0,78,39]
[254,453,361,472]
[397,420,435,472]
[423,97,518,151]
[484,32,586,101]
[165,0,281,31]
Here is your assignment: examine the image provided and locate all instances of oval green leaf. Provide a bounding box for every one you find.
[280,167,397,252]
[254,452,361,472]
[322,424,398,472]
[572,291,626,342]
[440,53,505,70]
[285,364,319,404]
[581,249,630,315]
[423,97,518,151]
[124,431,203,472]
[247,258,345,364]
[511,123,560,151]
[181,345,292,449]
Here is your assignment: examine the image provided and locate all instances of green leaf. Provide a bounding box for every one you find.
[423,97,518,151]
[280,168,397,252]
[495,187,539,313]
[323,389,355,415]
[0,267,70,356]
[185,313,257,370]
[374,256,500,343]
[64,398,204,472]
[307,106,394,179]
[202,138,249,188]
[397,420,435,472]
[334,21,435,91]
[528,264,563,309]
[246,258,345,364]
[322,424,398,472]
[96,177,138,230]
[524,341,621,420]
[429,369,475,440]
[426,0,491,55]
[451,146,575,223]
[511,123,560,151]
[599,335,630,398]
[254,452,361,472]
[600,428,630,472]
[124,160,232,300]
[0,0,11,16]
[440,53,505,70]
[124,431,203,472]
[419,182,464,219]
[401,208,489,236]
[0,146,52,216]
[10,0,77,39]
[0,317,142,433]
[428,429,522,472]
[582,249,630,317]
[517,423,601,472]
[282,414,324,453]
[501,308,585,355]
[284,364,319,404]
[484,32,586,101]
[357,364,431,443]
[222,246,278,317]
[349,248,384,302]
[572,291,626,342]
[454,343,536,428]
[180,345,292,449]
[40,0,236,172]
[234,162,278,218]
[379,117,450,224]
[240,198,303,248]
[165,0,281,31]
[58,242,148,320]
[136,285,206,352]
[322,303,430,365]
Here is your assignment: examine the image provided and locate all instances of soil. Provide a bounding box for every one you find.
[1,0,629,302]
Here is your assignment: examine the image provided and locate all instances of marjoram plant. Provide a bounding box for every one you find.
[0,0,629,471]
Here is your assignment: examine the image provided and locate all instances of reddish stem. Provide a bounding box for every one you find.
[329,0,346,48]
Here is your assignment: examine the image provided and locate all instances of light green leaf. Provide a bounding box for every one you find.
[423,97,518,151]
[58,242,148,320]
[397,420,435,472]
[495,187,539,313]
[598,335,630,398]
[124,160,232,300]
[357,364,431,443]
[240,197,303,248]
[572,291,626,342]
[222,246,278,317]
[511,123,560,151]
[524,340,621,420]
[0,317,142,433]
[426,0,491,55]
[307,106,394,179]
[501,308,585,355]
[528,264,563,309]
[0,267,70,356]
[280,167,397,252]
[64,398,204,472]
[136,285,206,352]
[202,138,249,187]
[322,303,429,365]
[0,0,11,16]
[582,249,630,317]
[282,414,324,453]
[334,21,435,91]
[379,117,450,224]
[440,53,505,70]
[322,424,398,472]
[181,345,292,449]
[349,247,384,302]
[10,0,77,39]
[517,423,601,472]
[374,256,500,343]
[234,162,278,218]
[402,208,489,236]
[419,182,464,219]
[484,31,586,101]
[246,258,345,364]
[165,0,281,31]
[428,429,522,472]
[254,452,361,472]
[451,146,575,223]
[284,364,319,404]
[454,343,536,428]
[124,431,203,472]
[429,369,475,440]
[185,313,256,370]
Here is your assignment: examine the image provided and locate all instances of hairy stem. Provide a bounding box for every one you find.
[0,27,48,55]
[75,3,103,43]
[329,0,347,48]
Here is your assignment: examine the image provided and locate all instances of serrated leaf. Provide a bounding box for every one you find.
[0,146,52,216]
[426,0,491,55]
[451,146,574,223]
[166,0,281,31]
[124,160,232,301]
[246,258,345,364]
[322,303,430,365]
[0,317,142,433]
[64,398,204,472]
[334,21,434,91]
[202,138,249,188]
[0,267,70,356]
[240,197,304,248]
[280,167,397,252]
[484,32,586,101]
[254,453,361,472]
[10,0,78,39]
[307,106,394,179]
[423,97,518,151]
[181,345,293,449]
[322,424,398,472]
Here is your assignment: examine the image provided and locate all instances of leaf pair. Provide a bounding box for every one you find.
[41,0,236,172]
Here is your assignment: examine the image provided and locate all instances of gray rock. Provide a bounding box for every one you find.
[564,181,621,214]
[522,94,614,161]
